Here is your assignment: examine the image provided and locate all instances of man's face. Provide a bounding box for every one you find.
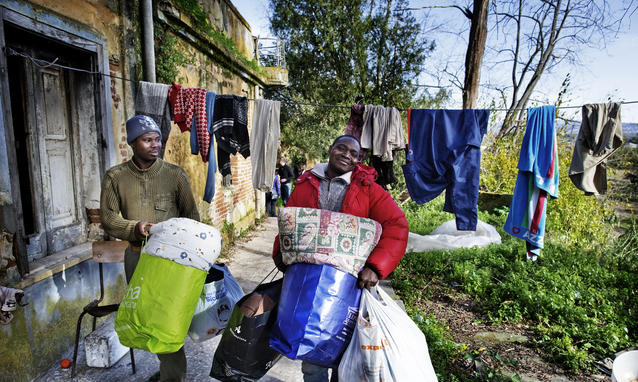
[327,137,360,176]
[131,132,161,162]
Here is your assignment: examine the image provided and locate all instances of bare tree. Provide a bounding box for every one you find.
[493,0,626,138]
[463,0,489,109]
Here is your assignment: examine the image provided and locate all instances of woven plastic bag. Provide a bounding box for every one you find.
[115,253,206,353]
[338,287,438,381]
[188,264,244,342]
[269,263,361,368]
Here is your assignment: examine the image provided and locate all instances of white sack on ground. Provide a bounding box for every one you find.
[143,217,222,271]
[406,219,501,253]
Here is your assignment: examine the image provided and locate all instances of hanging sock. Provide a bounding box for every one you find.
[250,99,281,192]
[134,81,172,158]
[569,103,623,195]
[402,109,490,231]
[504,106,559,261]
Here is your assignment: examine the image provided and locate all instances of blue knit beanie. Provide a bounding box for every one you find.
[126,115,162,144]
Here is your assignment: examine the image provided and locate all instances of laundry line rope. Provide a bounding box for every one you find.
[7,47,638,112]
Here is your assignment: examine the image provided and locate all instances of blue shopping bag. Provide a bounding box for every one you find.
[269,263,361,368]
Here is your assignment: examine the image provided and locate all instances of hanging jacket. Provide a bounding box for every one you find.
[272,164,409,279]
[569,102,623,195]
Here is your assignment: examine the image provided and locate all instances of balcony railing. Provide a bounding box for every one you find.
[254,37,286,69]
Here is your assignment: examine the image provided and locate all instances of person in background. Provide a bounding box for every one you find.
[100,115,199,382]
[272,135,409,382]
[266,170,281,217]
[295,162,307,180]
[277,157,294,206]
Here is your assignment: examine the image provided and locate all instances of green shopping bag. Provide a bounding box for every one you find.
[115,252,207,353]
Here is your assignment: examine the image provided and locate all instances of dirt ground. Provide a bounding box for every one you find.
[419,283,608,381]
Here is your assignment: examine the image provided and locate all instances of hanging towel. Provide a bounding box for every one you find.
[344,104,365,140]
[168,83,210,161]
[361,105,405,161]
[190,92,218,203]
[402,109,490,231]
[569,103,623,195]
[504,106,559,261]
[213,95,250,179]
[250,99,281,192]
[134,81,172,158]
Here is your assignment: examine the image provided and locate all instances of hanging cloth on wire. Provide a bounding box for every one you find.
[360,105,404,161]
[569,102,623,195]
[212,95,250,184]
[189,91,217,203]
[402,108,490,231]
[504,106,559,261]
[134,81,172,159]
[344,104,365,141]
[168,83,210,161]
[250,99,281,192]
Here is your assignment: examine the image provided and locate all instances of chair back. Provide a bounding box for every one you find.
[92,241,129,263]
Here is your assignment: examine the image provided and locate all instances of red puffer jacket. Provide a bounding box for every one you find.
[272,164,409,279]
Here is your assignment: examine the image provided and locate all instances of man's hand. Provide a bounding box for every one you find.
[357,267,379,289]
[134,221,154,241]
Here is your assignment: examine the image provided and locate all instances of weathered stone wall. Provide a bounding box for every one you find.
[0,0,272,379]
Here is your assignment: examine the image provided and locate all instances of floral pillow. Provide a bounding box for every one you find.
[278,207,382,276]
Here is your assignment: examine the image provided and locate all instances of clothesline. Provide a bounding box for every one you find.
[7,47,638,113]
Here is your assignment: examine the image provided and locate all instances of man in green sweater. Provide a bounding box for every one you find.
[100,115,199,382]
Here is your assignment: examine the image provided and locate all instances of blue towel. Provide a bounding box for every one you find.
[503,106,559,260]
[402,109,490,231]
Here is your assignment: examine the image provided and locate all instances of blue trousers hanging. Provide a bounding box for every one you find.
[402,109,490,231]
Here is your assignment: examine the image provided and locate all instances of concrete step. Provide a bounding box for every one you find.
[84,316,129,368]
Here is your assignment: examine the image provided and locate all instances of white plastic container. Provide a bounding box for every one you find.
[611,350,638,382]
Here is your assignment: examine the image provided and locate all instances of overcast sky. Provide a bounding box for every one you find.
[232,0,638,123]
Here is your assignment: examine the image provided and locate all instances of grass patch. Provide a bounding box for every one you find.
[395,135,636,377]
[395,201,637,376]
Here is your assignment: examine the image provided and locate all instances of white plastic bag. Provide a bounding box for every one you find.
[406,219,501,253]
[338,287,438,381]
[188,264,244,342]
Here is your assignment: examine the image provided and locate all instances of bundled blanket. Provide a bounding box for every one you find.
[278,207,382,277]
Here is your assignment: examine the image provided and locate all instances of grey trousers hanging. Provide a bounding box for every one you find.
[250,99,281,192]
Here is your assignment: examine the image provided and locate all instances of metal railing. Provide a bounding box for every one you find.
[254,37,286,69]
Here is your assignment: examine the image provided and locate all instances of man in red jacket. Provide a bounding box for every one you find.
[272,134,409,381]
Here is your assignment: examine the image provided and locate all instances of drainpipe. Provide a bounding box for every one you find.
[142,0,156,82]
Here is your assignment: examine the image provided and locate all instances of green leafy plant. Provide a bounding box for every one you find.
[154,23,194,84]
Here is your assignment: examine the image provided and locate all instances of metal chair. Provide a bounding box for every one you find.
[72,241,135,376]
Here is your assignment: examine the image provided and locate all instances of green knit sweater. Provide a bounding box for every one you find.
[100,158,200,245]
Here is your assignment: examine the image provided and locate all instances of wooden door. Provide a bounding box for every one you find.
[23,61,84,258]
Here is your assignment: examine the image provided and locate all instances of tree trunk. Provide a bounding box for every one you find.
[462,0,489,109]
